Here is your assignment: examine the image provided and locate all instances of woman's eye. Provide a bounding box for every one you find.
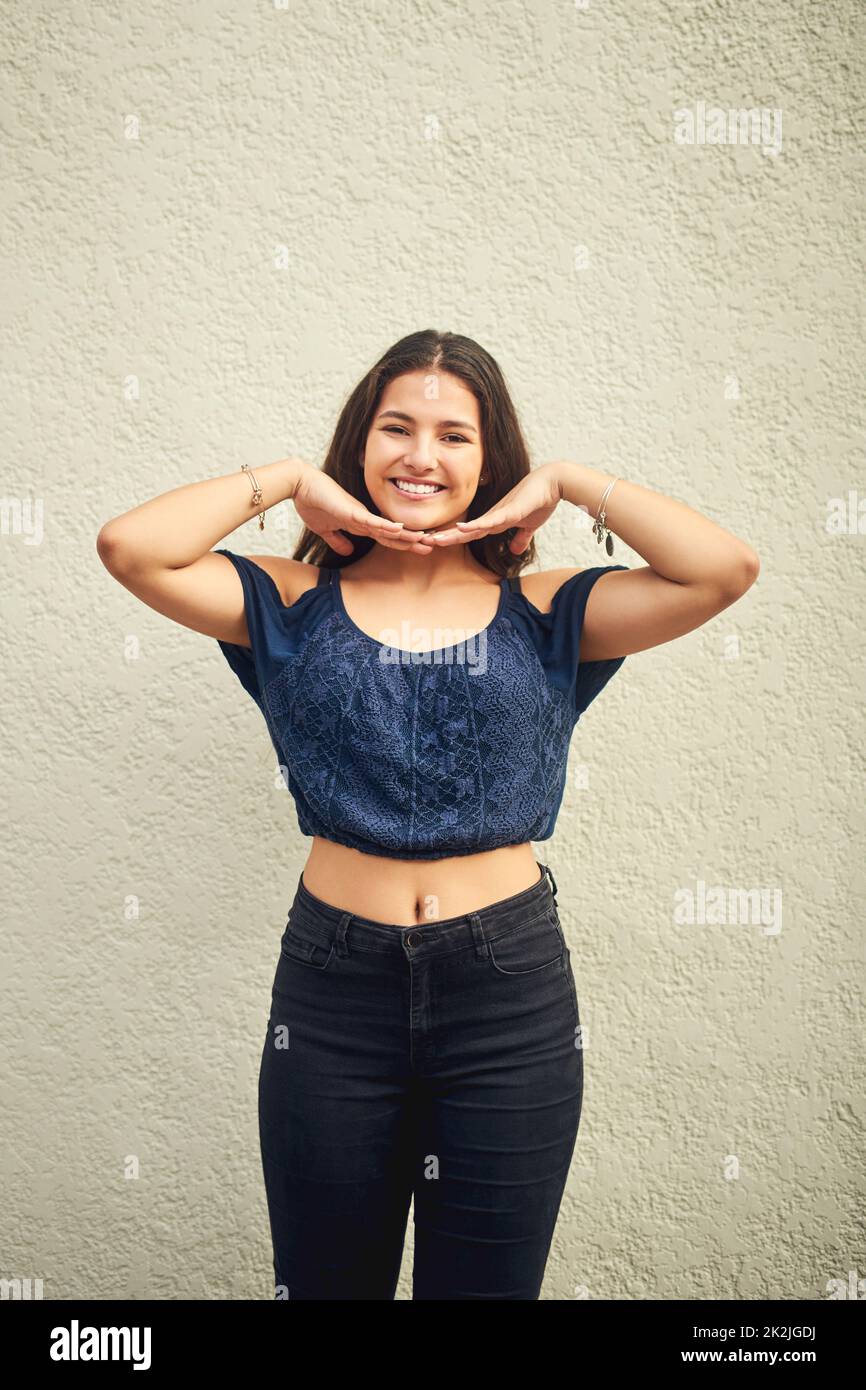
[383,426,467,444]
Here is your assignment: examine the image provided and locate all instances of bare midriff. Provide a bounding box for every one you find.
[302,838,543,928]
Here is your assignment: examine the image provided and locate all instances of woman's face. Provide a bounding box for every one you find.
[362,370,484,532]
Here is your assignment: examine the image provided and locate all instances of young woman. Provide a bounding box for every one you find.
[97,329,759,1301]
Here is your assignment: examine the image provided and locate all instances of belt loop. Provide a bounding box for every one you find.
[468,910,489,961]
[334,911,352,958]
[542,862,558,899]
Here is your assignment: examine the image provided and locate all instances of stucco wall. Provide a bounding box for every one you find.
[2,0,863,1300]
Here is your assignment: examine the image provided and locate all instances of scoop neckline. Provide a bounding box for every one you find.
[331,567,509,659]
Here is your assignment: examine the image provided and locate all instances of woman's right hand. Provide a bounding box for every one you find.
[290,461,434,555]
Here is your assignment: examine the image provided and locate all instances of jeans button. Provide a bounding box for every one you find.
[406,931,422,948]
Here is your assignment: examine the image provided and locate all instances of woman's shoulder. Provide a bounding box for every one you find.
[227,553,326,611]
[513,566,585,615]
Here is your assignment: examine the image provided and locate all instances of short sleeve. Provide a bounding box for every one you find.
[549,564,629,719]
[214,548,285,704]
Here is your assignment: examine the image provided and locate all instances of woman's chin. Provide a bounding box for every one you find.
[375,501,457,532]
[396,516,455,534]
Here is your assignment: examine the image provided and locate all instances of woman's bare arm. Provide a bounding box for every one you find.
[554,462,761,662]
[96,458,309,647]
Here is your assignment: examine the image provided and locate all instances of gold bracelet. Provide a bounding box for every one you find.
[240,463,266,530]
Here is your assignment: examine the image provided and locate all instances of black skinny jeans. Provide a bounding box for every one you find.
[258,860,583,1300]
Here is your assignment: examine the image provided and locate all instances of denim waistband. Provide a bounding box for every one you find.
[290,859,559,959]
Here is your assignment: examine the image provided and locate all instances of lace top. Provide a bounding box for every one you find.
[215,549,628,860]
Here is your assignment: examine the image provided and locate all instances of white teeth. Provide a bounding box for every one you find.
[392,479,443,495]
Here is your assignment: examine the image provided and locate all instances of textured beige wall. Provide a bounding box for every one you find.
[2,0,863,1301]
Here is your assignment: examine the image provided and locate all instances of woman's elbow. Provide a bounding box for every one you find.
[96,523,136,577]
[722,547,760,598]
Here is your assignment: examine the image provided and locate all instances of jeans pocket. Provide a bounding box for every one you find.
[279,918,335,972]
[486,906,565,977]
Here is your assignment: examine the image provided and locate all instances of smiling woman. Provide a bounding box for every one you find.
[96,326,758,1302]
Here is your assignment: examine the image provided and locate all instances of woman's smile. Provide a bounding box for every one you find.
[388,476,448,500]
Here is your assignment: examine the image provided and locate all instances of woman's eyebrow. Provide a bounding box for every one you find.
[376,409,477,435]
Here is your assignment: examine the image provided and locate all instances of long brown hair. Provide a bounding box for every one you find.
[291,329,537,576]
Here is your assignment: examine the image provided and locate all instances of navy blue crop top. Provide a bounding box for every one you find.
[215,549,628,860]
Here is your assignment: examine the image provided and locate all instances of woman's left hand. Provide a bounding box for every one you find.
[426,462,563,553]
